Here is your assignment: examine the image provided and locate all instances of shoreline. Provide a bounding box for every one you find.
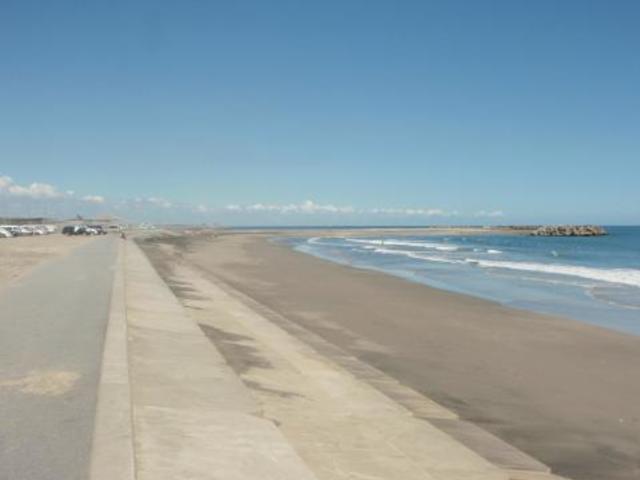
[280,230,640,337]
[140,230,640,480]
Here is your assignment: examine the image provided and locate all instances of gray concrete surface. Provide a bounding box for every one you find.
[89,242,135,480]
[0,236,118,480]
[125,241,319,480]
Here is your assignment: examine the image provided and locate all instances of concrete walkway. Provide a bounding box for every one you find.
[91,240,569,480]
[91,241,317,480]
[0,236,118,480]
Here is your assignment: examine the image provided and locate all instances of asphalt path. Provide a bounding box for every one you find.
[0,236,118,480]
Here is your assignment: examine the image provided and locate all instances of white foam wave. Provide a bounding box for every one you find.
[346,238,458,251]
[364,244,640,288]
[372,247,402,255]
[371,248,463,264]
[467,259,640,288]
[408,253,464,264]
[322,237,640,289]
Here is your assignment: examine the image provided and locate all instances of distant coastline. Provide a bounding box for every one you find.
[174,224,611,239]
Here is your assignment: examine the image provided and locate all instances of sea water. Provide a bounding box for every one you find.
[283,226,640,336]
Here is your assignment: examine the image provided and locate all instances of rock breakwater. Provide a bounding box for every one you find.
[531,225,607,236]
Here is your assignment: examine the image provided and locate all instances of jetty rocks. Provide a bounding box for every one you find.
[531,225,607,237]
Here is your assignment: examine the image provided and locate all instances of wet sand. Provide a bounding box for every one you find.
[141,230,640,480]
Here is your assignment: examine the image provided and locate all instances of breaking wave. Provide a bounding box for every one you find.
[467,259,640,288]
[345,237,459,251]
[308,236,640,288]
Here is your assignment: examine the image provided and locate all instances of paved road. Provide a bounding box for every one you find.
[0,236,118,480]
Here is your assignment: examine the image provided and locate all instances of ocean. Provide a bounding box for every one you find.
[284,226,640,336]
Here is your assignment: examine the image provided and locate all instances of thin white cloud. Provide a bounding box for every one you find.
[475,210,504,218]
[146,196,173,209]
[226,200,355,215]
[83,195,106,204]
[1,174,505,222]
[224,201,460,217]
[128,196,173,209]
[0,175,65,199]
[0,175,13,189]
[118,196,175,212]
[369,207,456,217]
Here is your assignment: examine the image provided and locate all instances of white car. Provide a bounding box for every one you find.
[0,227,12,238]
[1,225,20,236]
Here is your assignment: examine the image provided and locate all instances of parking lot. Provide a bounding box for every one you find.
[1,223,124,238]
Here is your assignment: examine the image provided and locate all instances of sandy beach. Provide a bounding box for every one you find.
[0,234,94,289]
[140,230,640,480]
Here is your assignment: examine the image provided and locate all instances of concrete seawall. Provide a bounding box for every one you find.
[91,240,317,480]
[90,239,570,480]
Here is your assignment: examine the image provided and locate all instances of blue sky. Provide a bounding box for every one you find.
[1,0,639,225]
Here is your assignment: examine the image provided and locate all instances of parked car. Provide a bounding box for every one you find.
[62,225,88,235]
[0,227,12,238]
[88,225,107,235]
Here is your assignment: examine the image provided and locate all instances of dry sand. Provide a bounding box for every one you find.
[140,230,640,480]
[0,234,94,289]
